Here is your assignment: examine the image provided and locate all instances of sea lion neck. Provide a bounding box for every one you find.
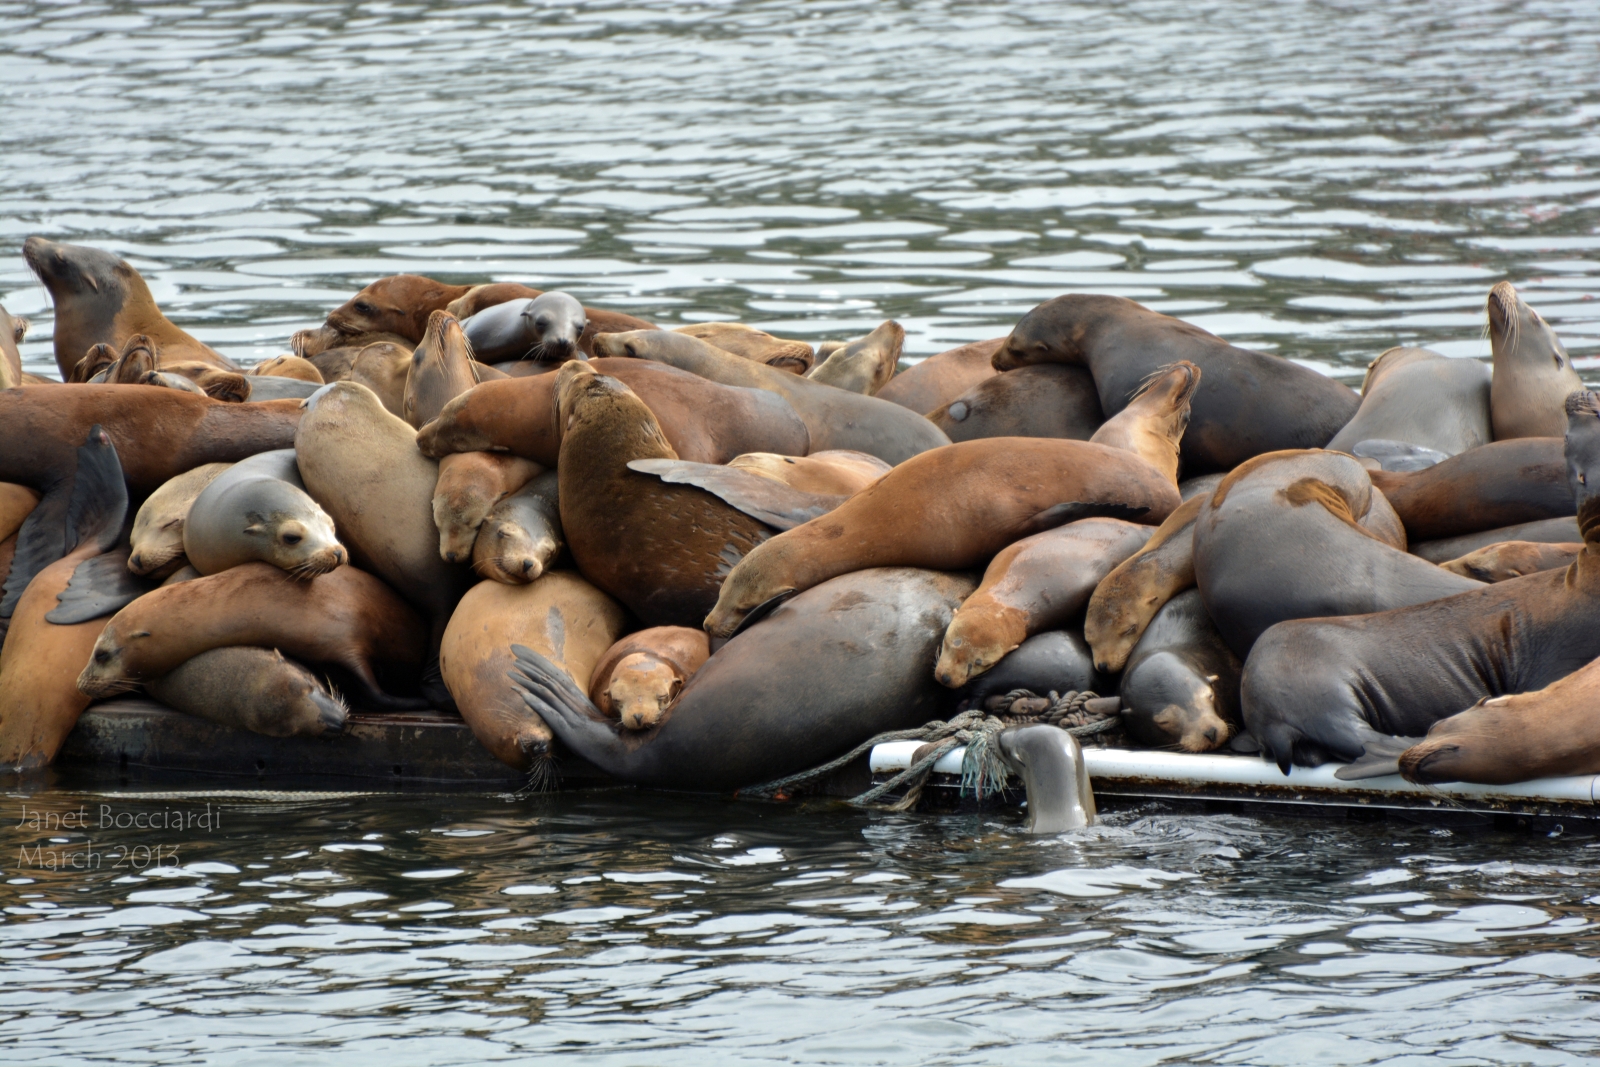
[559,391,678,481]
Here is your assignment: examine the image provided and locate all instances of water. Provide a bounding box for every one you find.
[4,1,1600,1060]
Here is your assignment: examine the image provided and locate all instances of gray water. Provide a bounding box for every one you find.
[4,1,1600,1061]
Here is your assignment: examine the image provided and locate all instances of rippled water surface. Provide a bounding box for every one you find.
[5,1,1600,1061]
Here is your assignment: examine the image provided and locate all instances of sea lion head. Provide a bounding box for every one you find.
[933,611,1019,689]
[22,236,129,304]
[604,652,683,730]
[292,274,457,358]
[1398,695,1509,785]
[588,331,640,360]
[77,622,147,698]
[991,294,1091,370]
[472,516,553,583]
[703,545,797,639]
[74,343,119,383]
[1565,390,1600,538]
[997,724,1097,833]
[1488,281,1571,373]
[524,292,586,363]
[403,310,478,428]
[108,335,158,383]
[245,489,345,579]
[1121,651,1232,753]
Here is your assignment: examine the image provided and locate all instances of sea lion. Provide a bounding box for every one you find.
[935,518,1152,688]
[439,572,628,770]
[1119,589,1241,753]
[510,567,978,791]
[403,311,479,428]
[706,438,1182,638]
[22,236,235,377]
[416,357,810,466]
[433,452,543,563]
[877,338,1004,415]
[250,354,324,383]
[462,293,586,365]
[471,470,562,584]
[957,630,1103,707]
[70,343,117,384]
[0,303,25,390]
[1086,361,1199,486]
[1240,390,1600,772]
[0,484,40,545]
[726,450,889,496]
[1368,437,1572,542]
[237,375,328,403]
[589,626,711,731]
[183,449,345,578]
[77,561,429,710]
[139,369,209,395]
[998,725,1096,833]
[1325,347,1491,456]
[1413,516,1582,563]
[291,275,474,358]
[804,320,903,395]
[1487,281,1582,440]
[991,294,1359,474]
[593,330,949,465]
[348,340,415,418]
[1193,449,1478,658]
[929,363,1103,443]
[306,336,413,384]
[100,334,159,384]
[0,426,128,770]
[127,462,231,578]
[146,646,347,739]
[673,322,813,374]
[444,282,655,356]
[1438,540,1583,582]
[556,363,777,627]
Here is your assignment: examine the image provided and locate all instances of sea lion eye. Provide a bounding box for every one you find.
[94,649,110,664]
[282,532,303,545]
[354,300,374,315]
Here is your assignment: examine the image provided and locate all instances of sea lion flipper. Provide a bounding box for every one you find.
[626,458,846,530]
[1332,735,1425,780]
[46,547,155,625]
[508,644,649,772]
[1019,501,1151,537]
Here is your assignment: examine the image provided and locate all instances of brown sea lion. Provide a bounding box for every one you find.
[292,275,474,358]
[306,336,413,383]
[588,627,711,731]
[934,518,1153,687]
[1119,589,1242,753]
[1487,281,1583,440]
[146,646,347,738]
[706,437,1183,638]
[71,343,118,384]
[594,330,949,465]
[403,311,478,428]
[433,452,543,563]
[0,484,40,545]
[183,449,345,578]
[805,321,903,395]
[726,450,889,496]
[1084,492,1209,673]
[416,357,810,466]
[1325,347,1491,456]
[1368,437,1572,542]
[347,340,414,418]
[0,303,25,390]
[439,571,628,770]
[509,568,978,791]
[1086,361,1199,486]
[1412,516,1582,563]
[1438,540,1583,582]
[928,363,1103,443]
[673,322,814,374]
[876,338,1004,415]
[991,295,1359,474]
[127,462,231,578]
[77,561,429,710]
[471,470,562,585]
[22,236,236,377]
[250,354,325,383]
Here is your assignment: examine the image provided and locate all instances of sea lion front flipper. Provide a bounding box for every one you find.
[510,644,652,771]
[626,459,846,530]
[1332,735,1425,780]
[1018,501,1151,537]
[47,547,156,625]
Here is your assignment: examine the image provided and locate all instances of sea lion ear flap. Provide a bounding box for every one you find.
[724,588,796,639]
[1018,501,1150,537]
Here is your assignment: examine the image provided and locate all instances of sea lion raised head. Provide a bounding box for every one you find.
[524,292,586,362]
[404,310,479,429]
[1488,282,1583,439]
[997,725,1097,833]
[1087,361,1198,485]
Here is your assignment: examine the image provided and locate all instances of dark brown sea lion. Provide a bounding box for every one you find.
[127,463,231,578]
[183,449,345,578]
[439,571,628,770]
[805,321,902,395]
[471,470,562,584]
[593,330,950,465]
[934,518,1152,687]
[146,646,347,738]
[589,626,712,731]
[78,561,429,710]
[1368,437,1571,542]
[929,364,1102,443]
[292,275,473,358]
[1412,515,1581,563]
[1240,390,1600,772]
[1194,449,1477,658]
[1119,589,1241,753]
[444,282,656,358]
[955,630,1103,707]
[403,311,479,429]
[726,450,889,496]
[1438,540,1583,582]
[22,236,236,377]
[706,438,1182,638]
[1325,347,1491,456]
[990,294,1359,474]
[1487,281,1582,440]
[462,293,587,365]
[433,452,543,563]
[416,358,810,466]
[673,322,814,374]
[509,567,977,791]
[876,338,1003,415]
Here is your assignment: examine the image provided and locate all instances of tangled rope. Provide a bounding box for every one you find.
[739,689,1120,811]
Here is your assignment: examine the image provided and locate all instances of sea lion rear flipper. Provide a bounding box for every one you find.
[1332,735,1425,780]
[626,459,846,530]
[1019,501,1151,537]
[47,547,156,625]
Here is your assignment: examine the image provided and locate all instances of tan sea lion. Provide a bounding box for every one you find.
[347,340,414,418]
[306,335,413,383]
[1487,281,1583,440]
[726,450,889,496]
[433,451,543,563]
[876,338,1004,414]
[1086,361,1199,485]
[0,303,25,390]
[0,483,40,545]
[127,462,232,578]
[1083,492,1208,673]
[77,561,429,710]
[589,627,711,730]
[1438,540,1583,582]
[935,518,1153,688]
[183,449,345,578]
[471,470,562,584]
[706,438,1183,638]
[439,572,628,770]
[403,311,479,428]
[22,236,236,377]
[146,646,347,738]
[673,322,814,374]
[250,354,325,383]
[292,275,474,358]
[928,363,1103,443]
[804,321,903,395]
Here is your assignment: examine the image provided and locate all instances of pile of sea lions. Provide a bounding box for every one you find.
[2,234,1597,795]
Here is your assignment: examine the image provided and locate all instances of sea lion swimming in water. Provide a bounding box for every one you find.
[1487,281,1583,440]
[998,725,1097,833]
